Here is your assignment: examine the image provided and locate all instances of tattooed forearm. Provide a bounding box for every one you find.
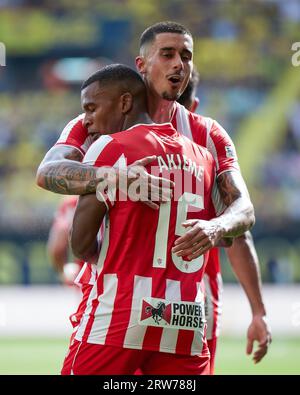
[37,145,104,195]
[43,161,103,195]
[214,171,255,238]
[217,171,242,207]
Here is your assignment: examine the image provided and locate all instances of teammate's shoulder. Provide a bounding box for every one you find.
[190,112,215,131]
[178,103,213,130]
[181,132,214,162]
[191,113,230,140]
[194,140,215,161]
[176,101,227,132]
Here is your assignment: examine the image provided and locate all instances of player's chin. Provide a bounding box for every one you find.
[162,90,181,101]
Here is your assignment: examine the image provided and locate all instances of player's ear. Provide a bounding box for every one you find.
[136,56,146,75]
[120,92,133,114]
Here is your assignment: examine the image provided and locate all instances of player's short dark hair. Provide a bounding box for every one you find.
[81,64,146,94]
[177,68,200,107]
[140,21,192,52]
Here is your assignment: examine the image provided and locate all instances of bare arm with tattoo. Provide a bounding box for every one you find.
[36,145,105,195]
[36,145,174,208]
[213,170,255,237]
[172,171,271,363]
[172,170,255,259]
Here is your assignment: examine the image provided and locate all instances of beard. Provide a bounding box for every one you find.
[162,90,181,101]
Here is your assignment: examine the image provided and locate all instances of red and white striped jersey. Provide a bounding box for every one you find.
[54,103,240,339]
[54,103,239,178]
[74,122,216,356]
[55,114,93,156]
[172,103,228,339]
[172,102,239,177]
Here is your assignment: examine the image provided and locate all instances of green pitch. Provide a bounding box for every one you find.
[0,337,299,375]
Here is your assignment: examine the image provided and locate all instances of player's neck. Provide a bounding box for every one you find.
[122,112,153,130]
[147,91,176,124]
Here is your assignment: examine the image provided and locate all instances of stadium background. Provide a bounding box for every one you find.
[0,0,299,374]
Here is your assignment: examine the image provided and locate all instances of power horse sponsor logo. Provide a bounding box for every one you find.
[139,297,205,331]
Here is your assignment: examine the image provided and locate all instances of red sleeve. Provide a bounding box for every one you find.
[208,120,240,176]
[55,114,90,155]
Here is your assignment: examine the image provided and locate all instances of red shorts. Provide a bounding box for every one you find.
[207,337,218,375]
[61,340,210,375]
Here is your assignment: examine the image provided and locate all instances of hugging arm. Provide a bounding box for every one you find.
[173,170,255,259]
[71,194,107,262]
[36,145,106,195]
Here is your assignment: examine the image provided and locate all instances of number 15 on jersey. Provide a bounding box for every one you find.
[153,192,204,273]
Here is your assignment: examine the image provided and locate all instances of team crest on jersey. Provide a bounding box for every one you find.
[138,297,206,331]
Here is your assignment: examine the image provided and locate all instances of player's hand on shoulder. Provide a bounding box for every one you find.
[121,155,175,210]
